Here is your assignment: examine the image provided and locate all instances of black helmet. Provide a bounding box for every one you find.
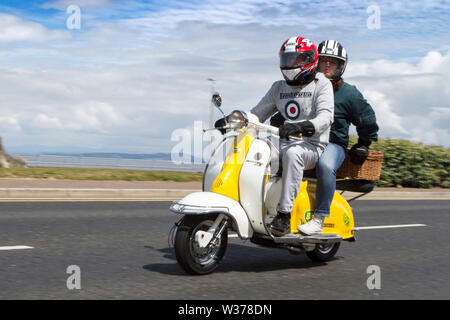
[317,40,347,81]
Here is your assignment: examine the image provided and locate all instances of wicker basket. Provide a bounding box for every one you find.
[337,149,384,181]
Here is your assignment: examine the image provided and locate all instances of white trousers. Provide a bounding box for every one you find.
[276,140,319,214]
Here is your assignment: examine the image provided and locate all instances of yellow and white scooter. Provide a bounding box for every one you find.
[170,93,356,275]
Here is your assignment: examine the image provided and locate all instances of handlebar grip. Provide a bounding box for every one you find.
[249,123,302,141]
[251,122,279,135]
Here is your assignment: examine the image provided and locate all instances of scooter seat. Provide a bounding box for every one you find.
[336,179,376,193]
[303,169,376,193]
[303,169,316,179]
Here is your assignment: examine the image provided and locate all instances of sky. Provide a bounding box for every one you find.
[0,0,449,155]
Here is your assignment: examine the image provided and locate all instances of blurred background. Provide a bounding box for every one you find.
[0,0,448,186]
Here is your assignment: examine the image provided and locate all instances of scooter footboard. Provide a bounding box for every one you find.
[170,192,253,239]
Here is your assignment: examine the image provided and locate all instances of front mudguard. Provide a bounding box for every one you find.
[170,192,253,239]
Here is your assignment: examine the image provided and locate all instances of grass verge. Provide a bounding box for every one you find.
[0,167,203,182]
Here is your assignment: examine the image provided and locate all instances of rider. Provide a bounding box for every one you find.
[239,36,334,236]
[297,40,379,235]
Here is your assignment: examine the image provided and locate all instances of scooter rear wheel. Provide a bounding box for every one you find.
[174,215,228,275]
[306,242,340,262]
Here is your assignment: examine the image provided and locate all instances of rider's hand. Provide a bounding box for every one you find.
[270,112,285,128]
[279,121,315,140]
[214,117,228,135]
[298,121,315,137]
[279,123,300,140]
[349,140,370,165]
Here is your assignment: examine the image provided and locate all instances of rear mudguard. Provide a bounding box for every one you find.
[170,191,253,239]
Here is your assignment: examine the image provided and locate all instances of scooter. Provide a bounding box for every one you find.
[169,93,357,275]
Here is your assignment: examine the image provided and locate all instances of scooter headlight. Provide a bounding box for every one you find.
[227,110,248,130]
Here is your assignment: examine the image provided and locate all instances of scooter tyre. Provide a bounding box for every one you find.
[306,242,340,262]
[175,215,228,275]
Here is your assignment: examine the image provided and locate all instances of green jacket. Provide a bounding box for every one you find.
[331,82,379,148]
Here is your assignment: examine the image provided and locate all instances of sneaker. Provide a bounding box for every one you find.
[268,212,291,236]
[297,216,324,235]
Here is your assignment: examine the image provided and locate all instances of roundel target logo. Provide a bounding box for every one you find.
[285,100,301,120]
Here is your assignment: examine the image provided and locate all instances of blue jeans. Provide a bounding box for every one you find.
[314,143,346,218]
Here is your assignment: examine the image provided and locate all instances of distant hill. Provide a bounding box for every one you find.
[39,152,204,163]
[41,152,173,160]
[0,137,27,168]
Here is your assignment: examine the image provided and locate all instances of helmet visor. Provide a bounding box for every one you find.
[280,50,315,69]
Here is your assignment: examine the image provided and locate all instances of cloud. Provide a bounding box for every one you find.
[40,0,113,10]
[28,100,128,134]
[3,44,448,153]
[68,101,125,132]
[32,114,63,129]
[0,1,449,153]
[346,50,450,146]
[0,14,70,43]
[0,116,21,133]
[360,90,408,136]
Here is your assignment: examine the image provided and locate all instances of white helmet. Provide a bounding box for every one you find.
[317,40,347,81]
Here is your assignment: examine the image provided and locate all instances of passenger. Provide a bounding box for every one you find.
[297,40,379,235]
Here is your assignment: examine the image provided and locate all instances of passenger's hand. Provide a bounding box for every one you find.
[349,143,369,165]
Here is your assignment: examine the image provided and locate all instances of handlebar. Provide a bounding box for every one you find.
[205,123,302,141]
[248,122,302,141]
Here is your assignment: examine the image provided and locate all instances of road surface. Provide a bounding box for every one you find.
[0,200,449,299]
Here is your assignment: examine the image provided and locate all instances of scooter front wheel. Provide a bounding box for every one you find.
[174,214,228,275]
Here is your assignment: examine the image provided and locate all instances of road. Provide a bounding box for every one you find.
[0,200,449,300]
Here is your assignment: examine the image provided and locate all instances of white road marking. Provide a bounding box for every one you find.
[0,245,34,251]
[228,234,239,238]
[353,224,427,231]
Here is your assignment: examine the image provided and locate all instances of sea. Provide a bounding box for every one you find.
[15,154,205,172]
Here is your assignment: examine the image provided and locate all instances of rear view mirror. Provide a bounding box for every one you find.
[212,92,222,108]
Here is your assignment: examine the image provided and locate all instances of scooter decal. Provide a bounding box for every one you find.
[304,210,313,222]
[343,212,350,227]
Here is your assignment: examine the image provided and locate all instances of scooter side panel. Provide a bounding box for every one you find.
[239,139,271,234]
[290,181,355,239]
[264,177,282,221]
[290,181,315,233]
